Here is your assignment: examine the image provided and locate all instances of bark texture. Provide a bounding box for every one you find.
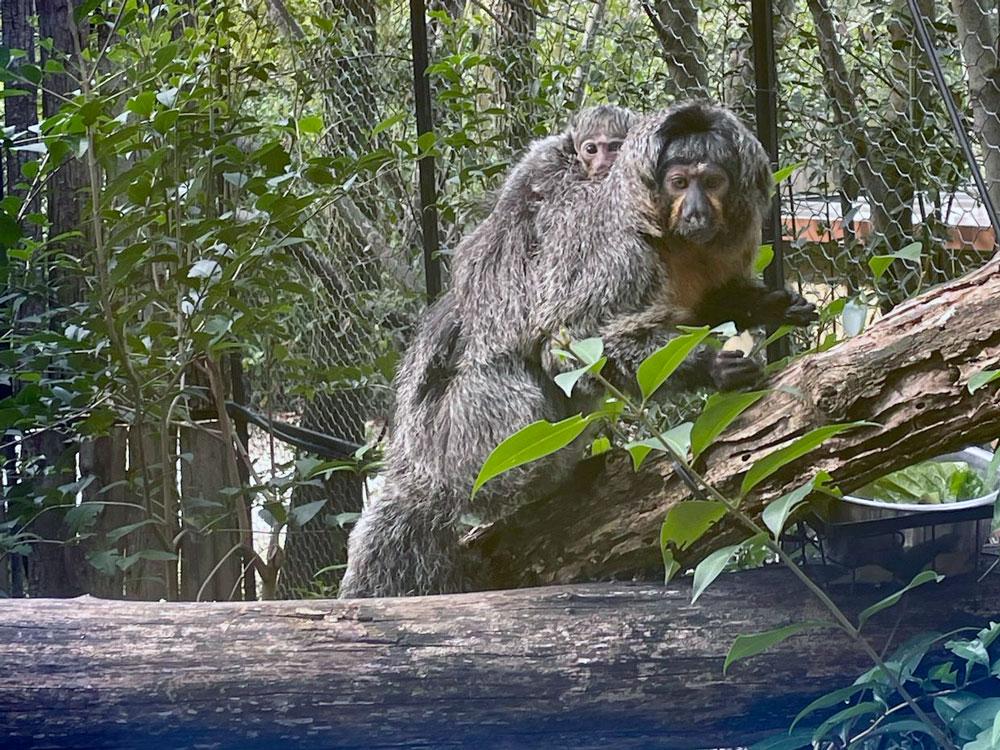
[470,258,1000,589]
[1,569,997,749]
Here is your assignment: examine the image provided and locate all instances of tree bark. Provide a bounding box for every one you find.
[470,257,1000,589]
[1,568,996,750]
[495,0,538,152]
[952,0,1000,213]
[806,0,936,307]
[646,0,708,98]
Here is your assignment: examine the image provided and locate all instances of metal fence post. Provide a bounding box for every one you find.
[751,0,789,361]
[409,0,443,303]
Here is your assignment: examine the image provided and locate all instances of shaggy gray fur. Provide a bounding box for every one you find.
[339,101,787,598]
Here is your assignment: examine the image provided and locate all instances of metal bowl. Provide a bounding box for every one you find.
[820,447,997,579]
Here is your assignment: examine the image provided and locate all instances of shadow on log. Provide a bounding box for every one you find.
[1,568,997,749]
[470,258,1000,589]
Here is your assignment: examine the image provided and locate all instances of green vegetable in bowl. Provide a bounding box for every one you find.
[856,460,987,504]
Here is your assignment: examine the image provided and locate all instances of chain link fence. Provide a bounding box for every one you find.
[270,0,999,596]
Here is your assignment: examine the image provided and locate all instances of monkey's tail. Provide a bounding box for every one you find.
[339,484,471,599]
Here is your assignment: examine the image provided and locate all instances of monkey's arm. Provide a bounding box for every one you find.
[600,307,762,393]
[543,303,762,396]
[695,278,817,330]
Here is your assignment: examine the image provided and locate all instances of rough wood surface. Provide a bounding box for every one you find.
[2,569,997,749]
[471,259,1000,589]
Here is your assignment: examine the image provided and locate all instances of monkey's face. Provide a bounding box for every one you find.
[577,135,625,180]
[661,161,731,245]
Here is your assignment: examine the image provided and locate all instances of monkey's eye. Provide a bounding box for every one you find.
[609,141,622,152]
[670,176,688,190]
[702,175,723,190]
[584,143,599,155]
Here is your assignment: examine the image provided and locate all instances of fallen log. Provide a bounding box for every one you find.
[471,258,1000,589]
[1,568,997,750]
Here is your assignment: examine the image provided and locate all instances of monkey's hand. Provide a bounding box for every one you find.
[709,350,763,391]
[759,289,818,327]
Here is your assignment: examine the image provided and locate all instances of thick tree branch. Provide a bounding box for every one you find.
[470,258,1000,588]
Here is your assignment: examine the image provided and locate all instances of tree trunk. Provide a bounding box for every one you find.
[806,0,934,307]
[952,0,1000,213]
[470,257,1000,588]
[648,0,708,98]
[1,568,996,750]
[495,0,538,152]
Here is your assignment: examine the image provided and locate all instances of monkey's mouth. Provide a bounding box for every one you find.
[671,224,719,246]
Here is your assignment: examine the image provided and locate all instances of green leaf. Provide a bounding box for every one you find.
[661,500,726,583]
[107,519,159,543]
[691,534,767,604]
[812,701,884,743]
[690,390,766,459]
[625,442,653,471]
[553,356,606,398]
[152,109,179,134]
[660,500,726,554]
[968,369,1000,395]
[691,542,740,603]
[741,422,872,496]
[841,297,868,337]
[472,414,594,498]
[371,111,406,137]
[724,620,830,674]
[297,115,324,135]
[791,683,873,731]
[416,131,437,152]
[964,721,1000,750]
[762,478,815,539]
[290,499,327,527]
[590,436,611,457]
[953,698,1000,743]
[624,423,693,470]
[754,244,774,274]
[858,570,943,629]
[127,91,156,118]
[636,328,710,401]
[772,160,805,184]
[569,337,604,365]
[65,503,101,534]
[0,208,22,249]
[935,691,981,725]
[946,637,991,670]
[868,242,922,281]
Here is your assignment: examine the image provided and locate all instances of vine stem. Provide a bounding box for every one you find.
[570,344,955,749]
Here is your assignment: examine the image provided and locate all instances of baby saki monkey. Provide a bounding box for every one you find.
[570,104,632,179]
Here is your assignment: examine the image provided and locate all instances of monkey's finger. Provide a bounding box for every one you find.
[784,302,818,325]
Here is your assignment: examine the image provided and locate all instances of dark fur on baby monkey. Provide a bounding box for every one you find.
[338,101,816,598]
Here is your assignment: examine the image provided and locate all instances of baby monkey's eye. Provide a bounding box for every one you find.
[584,143,599,155]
